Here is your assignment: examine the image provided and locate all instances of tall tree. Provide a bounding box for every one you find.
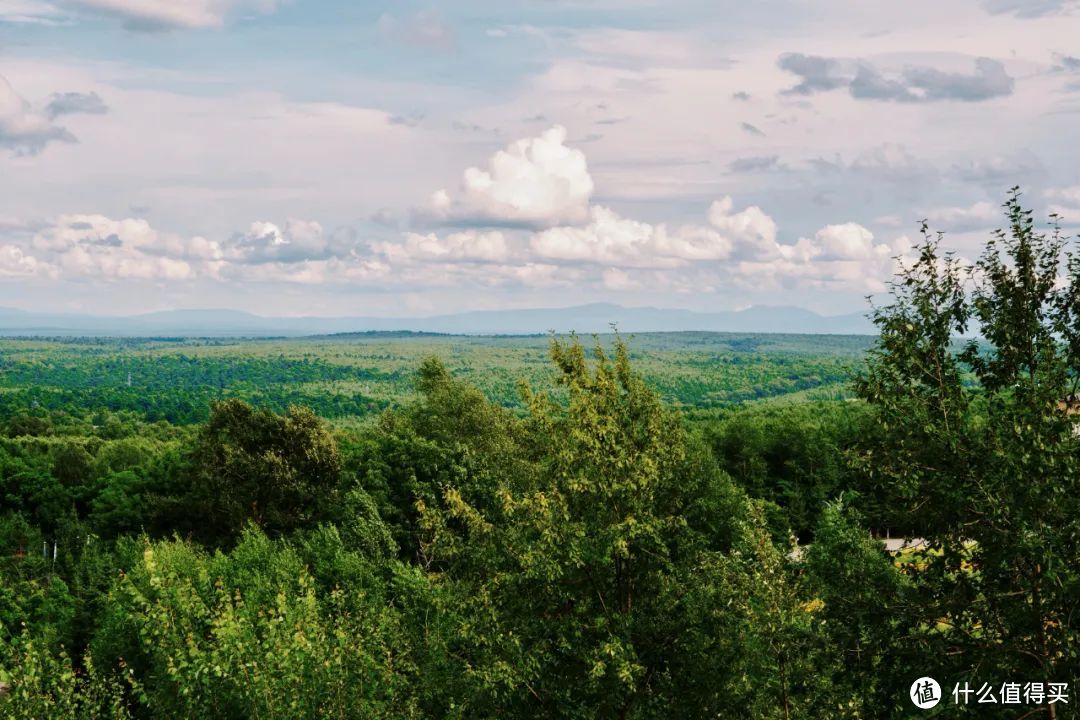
[856,190,1080,717]
[416,335,754,718]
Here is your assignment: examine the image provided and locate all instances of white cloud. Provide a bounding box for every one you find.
[531,205,731,268]
[707,196,779,259]
[31,214,192,253]
[738,226,908,293]
[223,219,356,264]
[30,214,200,280]
[59,243,193,280]
[430,125,595,228]
[0,74,75,155]
[528,186,907,292]
[522,176,910,293]
[17,211,558,291]
[811,223,879,260]
[530,206,655,265]
[0,244,51,277]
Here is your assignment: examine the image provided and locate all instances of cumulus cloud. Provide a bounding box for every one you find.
[7,105,927,302]
[22,214,371,285]
[528,195,867,275]
[66,0,282,30]
[779,54,1014,102]
[411,126,909,291]
[0,244,51,277]
[526,190,907,292]
[0,74,76,155]
[29,214,204,280]
[810,223,879,260]
[429,125,595,228]
[59,243,193,280]
[45,91,108,119]
[531,205,734,268]
[17,210,558,291]
[223,219,357,264]
[738,226,909,293]
[706,196,780,259]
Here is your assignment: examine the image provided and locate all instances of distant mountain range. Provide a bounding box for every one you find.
[0,303,876,337]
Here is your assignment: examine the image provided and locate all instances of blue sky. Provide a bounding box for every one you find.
[1,0,1078,317]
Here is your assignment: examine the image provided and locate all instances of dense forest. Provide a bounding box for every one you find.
[1,193,1078,718]
[0,330,871,427]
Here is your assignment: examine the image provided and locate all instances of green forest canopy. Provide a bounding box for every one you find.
[0,192,1077,719]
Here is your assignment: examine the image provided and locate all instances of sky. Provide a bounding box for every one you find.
[1,0,1079,318]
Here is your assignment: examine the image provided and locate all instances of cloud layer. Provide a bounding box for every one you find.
[2,126,917,300]
[4,0,1079,316]
[780,54,1014,102]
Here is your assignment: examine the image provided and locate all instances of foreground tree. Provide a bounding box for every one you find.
[414,336,833,719]
[856,190,1080,716]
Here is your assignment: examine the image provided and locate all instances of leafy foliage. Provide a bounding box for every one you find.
[856,190,1080,713]
[184,400,342,545]
[1,190,1078,719]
